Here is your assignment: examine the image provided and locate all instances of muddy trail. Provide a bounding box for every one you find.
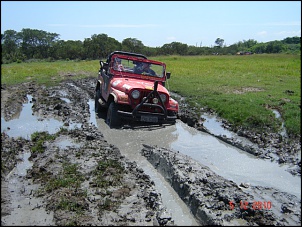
[1,78,301,226]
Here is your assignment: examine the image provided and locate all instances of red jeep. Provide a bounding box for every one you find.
[95,51,179,128]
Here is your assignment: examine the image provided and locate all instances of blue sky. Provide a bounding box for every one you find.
[1,1,301,47]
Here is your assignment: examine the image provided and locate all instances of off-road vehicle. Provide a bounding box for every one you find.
[95,51,179,128]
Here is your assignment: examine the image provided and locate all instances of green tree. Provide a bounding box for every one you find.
[215,38,224,47]
[83,34,122,59]
[171,42,188,55]
[106,37,122,56]
[19,28,59,59]
[2,27,301,61]
[282,36,300,44]
[1,29,23,62]
[160,43,173,55]
[54,40,83,60]
[265,40,284,53]
[159,42,188,55]
[250,43,267,54]
[225,44,239,55]
[122,38,144,53]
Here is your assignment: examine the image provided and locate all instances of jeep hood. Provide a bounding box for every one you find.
[111,78,169,94]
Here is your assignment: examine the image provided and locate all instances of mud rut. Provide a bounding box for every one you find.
[1,77,301,226]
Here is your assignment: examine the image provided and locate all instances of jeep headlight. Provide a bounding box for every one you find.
[159,94,167,103]
[131,90,140,99]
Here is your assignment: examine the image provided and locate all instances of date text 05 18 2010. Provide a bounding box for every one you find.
[229,200,272,210]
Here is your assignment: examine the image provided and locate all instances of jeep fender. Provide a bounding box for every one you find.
[109,87,130,105]
[96,80,102,91]
[109,92,118,103]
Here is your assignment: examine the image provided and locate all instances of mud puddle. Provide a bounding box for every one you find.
[2,94,193,225]
[171,121,301,199]
[2,89,300,226]
[2,149,55,226]
[201,109,288,140]
[92,101,300,201]
[94,113,199,225]
[94,114,300,225]
[1,95,81,139]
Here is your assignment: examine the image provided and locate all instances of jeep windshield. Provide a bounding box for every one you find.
[112,57,165,79]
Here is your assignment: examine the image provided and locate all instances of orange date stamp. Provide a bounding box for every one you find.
[229,200,272,210]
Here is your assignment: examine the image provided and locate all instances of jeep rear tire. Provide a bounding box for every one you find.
[107,102,121,128]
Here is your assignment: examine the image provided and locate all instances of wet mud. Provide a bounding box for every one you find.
[1,78,301,226]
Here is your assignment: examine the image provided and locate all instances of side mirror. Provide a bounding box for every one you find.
[166,72,171,79]
[100,60,104,69]
[100,60,109,71]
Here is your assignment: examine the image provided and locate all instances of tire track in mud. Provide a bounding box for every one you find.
[1,79,176,226]
[141,145,301,225]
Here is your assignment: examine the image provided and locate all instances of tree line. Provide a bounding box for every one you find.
[1,28,300,64]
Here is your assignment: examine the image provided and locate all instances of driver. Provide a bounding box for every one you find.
[134,62,156,76]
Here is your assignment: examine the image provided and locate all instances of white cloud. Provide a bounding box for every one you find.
[48,24,70,27]
[208,21,301,27]
[262,21,301,26]
[257,31,267,36]
[166,36,176,41]
[275,30,301,36]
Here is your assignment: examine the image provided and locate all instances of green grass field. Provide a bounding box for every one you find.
[1,54,300,137]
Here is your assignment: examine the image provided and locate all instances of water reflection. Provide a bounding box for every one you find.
[171,121,301,199]
[88,99,97,126]
[1,95,62,139]
[1,94,81,139]
[201,112,234,138]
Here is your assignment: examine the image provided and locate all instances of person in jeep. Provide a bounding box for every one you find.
[113,57,124,71]
[134,62,156,76]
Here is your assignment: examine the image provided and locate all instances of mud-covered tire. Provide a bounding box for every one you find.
[106,102,121,128]
[95,89,106,113]
[167,111,177,124]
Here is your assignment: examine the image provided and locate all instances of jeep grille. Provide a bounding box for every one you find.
[132,90,166,113]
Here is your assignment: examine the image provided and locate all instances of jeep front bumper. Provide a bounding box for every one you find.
[117,81,177,123]
[117,107,177,123]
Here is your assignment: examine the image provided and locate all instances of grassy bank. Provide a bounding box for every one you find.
[1,59,98,86]
[156,54,301,137]
[1,54,300,137]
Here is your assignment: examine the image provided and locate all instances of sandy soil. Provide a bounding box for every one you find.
[1,78,301,226]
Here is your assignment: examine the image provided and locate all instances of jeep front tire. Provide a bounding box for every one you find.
[106,102,121,128]
[95,89,106,113]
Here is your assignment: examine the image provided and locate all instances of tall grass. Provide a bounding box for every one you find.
[1,54,300,137]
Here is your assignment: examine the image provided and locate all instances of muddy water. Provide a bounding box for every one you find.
[1,95,81,139]
[172,121,301,199]
[92,102,300,202]
[89,100,200,225]
[2,149,55,225]
[94,117,199,225]
[91,102,301,225]
[2,95,300,225]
